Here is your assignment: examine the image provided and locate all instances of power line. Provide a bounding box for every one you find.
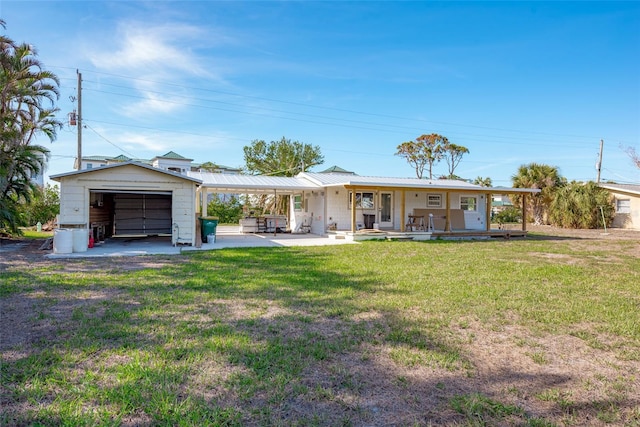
[48,66,637,145]
[83,122,137,158]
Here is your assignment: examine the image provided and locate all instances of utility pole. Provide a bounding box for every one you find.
[76,70,82,170]
[596,139,603,183]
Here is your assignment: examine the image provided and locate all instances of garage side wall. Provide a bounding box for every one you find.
[58,177,88,226]
[172,183,197,245]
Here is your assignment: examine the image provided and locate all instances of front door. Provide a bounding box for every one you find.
[379,192,393,228]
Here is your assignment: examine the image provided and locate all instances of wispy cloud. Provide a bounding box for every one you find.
[87,20,225,116]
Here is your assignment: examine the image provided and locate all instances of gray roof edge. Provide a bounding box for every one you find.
[599,183,640,196]
[49,161,203,184]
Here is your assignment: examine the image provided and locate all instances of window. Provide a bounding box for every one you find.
[86,163,93,169]
[616,199,631,214]
[427,194,442,207]
[460,196,477,211]
[349,192,374,209]
[294,195,303,211]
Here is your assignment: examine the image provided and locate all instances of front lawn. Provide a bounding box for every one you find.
[1,234,639,426]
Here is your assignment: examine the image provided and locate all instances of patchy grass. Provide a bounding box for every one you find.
[1,235,639,425]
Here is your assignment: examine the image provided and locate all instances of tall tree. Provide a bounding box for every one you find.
[244,137,323,177]
[442,142,469,178]
[1,21,62,234]
[243,137,323,215]
[549,181,614,229]
[511,163,565,226]
[396,133,447,179]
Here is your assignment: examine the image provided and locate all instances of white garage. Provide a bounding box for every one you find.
[50,162,201,246]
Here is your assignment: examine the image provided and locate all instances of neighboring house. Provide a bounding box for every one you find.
[598,183,640,230]
[491,193,514,217]
[75,152,242,175]
[51,161,540,247]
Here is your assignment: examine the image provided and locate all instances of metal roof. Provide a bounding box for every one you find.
[188,172,318,194]
[154,151,193,161]
[299,172,538,193]
[599,183,640,196]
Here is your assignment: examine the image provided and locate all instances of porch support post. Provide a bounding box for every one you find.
[400,190,406,231]
[274,189,277,237]
[351,188,357,233]
[445,191,451,232]
[522,193,527,231]
[202,188,208,217]
[485,192,492,232]
[195,188,201,215]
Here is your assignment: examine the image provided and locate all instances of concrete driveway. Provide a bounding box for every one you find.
[46,226,357,258]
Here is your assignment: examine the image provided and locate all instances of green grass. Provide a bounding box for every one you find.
[18,228,54,239]
[1,237,639,425]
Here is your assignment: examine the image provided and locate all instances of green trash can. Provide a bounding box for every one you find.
[199,216,219,243]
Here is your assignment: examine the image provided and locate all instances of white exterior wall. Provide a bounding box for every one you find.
[58,183,88,225]
[611,192,640,230]
[171,183,197,244]
[293,187,491,232]
[307,191,325,234]
[153,158,192,173]
[325,188,348,230]
[56,165,198,245]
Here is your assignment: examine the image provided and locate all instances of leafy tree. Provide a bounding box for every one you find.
[396,133,447,179]
[511,163,565,225]
[16,182,59,226]
[442,142,469,178]
[473,176,492,187]
[0,20,62,235]
[243,137,323,177]
[206,194,244,224]
[494,206,522,225]
[243,137,323,215]
[199,161,220,172]
[549,181,614,229]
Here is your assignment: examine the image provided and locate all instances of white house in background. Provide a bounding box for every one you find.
[598,183,640,230]
[75,151,242,175]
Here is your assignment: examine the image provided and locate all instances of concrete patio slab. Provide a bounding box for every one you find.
[46,226,357,258]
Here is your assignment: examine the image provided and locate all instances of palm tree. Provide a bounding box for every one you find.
[511,163,565,225]
[0,22,62,234]
[550,181,614,229]
[473,176,492,187]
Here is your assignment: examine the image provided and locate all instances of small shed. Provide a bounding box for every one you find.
[50,162,202,245]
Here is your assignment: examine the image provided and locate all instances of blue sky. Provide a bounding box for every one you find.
[2,1,639,186]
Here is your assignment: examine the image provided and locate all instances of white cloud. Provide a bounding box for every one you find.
[90,21,209,76]
[87,21,226,117]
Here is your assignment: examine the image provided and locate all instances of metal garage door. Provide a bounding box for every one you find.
[113,193,172,235]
